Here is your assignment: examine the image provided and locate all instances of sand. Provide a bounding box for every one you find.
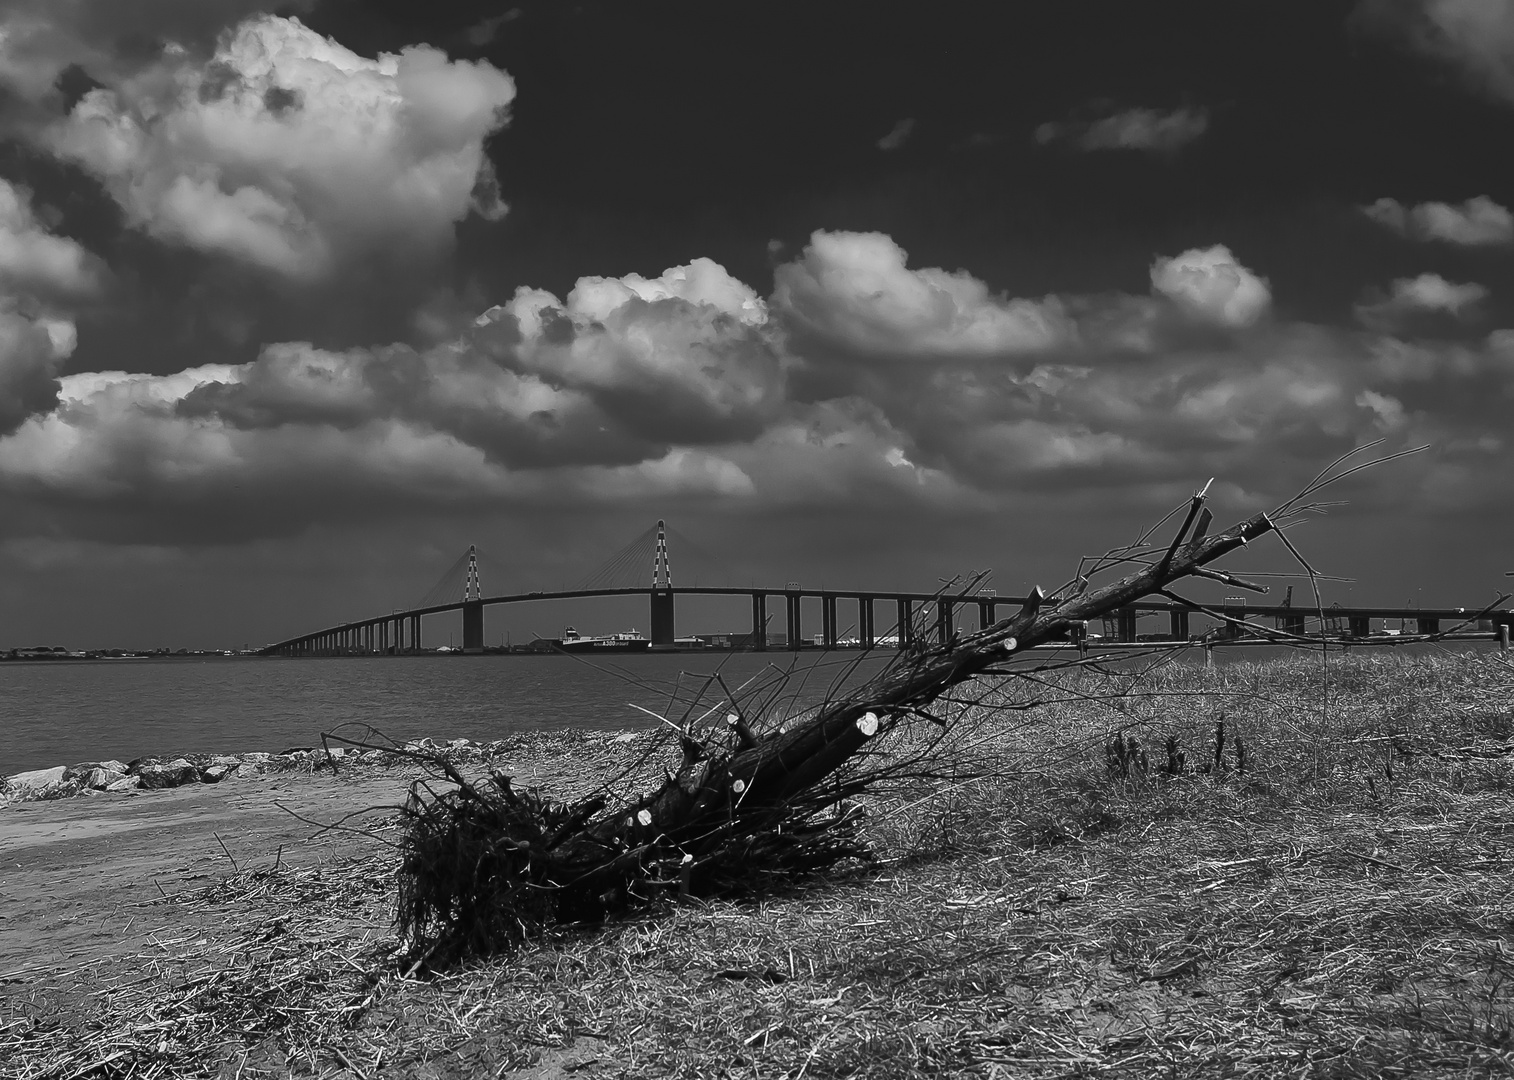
[0,769,405,979]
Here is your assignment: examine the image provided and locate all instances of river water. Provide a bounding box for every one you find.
[1,640,1500,775]
[0,652,896,775]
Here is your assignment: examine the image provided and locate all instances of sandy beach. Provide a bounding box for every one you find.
[1,767,403,977]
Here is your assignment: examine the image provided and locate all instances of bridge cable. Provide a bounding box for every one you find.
[572,524,660,591]
[417,548,473,609]
[658,523,729,587]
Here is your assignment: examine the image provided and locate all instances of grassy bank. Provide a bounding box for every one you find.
[5,651,1513,1078]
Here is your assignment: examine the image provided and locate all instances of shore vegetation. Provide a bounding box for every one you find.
[4,649,1512,1077]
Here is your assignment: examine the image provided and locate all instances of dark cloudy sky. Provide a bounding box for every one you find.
[1,0,1512,649]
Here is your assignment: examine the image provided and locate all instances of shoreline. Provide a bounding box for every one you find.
[0,729,644,809]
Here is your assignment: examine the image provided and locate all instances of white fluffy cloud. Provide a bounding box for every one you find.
[557,257,769,328]
[1036,106,1209,153]
[773,230,1071,359]
[1149,245,1272,328]
[1362,195,1514,245]
[3,228,1507,541]
[0,1,316,105]
[0,357,753,538]
[42,14,514,280]
[0,259,787,534]
[1356,272,1488,328]
[477,258,785,444]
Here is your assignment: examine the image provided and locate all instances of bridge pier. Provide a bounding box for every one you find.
[786,592,802,651]
[1280,613,1306,636]
[896,598,913,648]
[1349,615,1371,638]
[463,600,484,653]
[1417,616,1439,635]
[412,615,421,651]
[650,589,676,647]
[1116,607,1137,642]
[859,597,874,649]
[822,594,837,649]
[751,593,767,650]
[1170,609,1189,641]
[978,599,994,631]
[936,600,954,644]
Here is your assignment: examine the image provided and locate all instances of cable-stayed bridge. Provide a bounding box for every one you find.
[256,520,1506,657]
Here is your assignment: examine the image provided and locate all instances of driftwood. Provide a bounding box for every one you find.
[393,452,1422,963]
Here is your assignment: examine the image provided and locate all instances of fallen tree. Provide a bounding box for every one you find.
[390,447,1435,965]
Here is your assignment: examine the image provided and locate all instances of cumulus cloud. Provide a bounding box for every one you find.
[1362,195,1514,244]
[0,358,753,543]
[1355,272,1488,328]
[0,0,315,107]
[1361,0,1514,103]
[477,258,785,445]
[1149,245,1272,328]
[1035,106,1209,153]
[0,179,102,297]
[4,228,1508,545]
[773,230,1071,359]
[40,14,515,280]
[556,257,769,327]
[0,256,790,538]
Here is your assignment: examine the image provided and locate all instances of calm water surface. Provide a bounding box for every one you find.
[0,653,892,774]
[1,640,1498,775]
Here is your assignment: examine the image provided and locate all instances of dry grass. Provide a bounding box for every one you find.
[4,649,1513,1078]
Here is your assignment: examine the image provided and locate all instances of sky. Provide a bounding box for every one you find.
[0,0,1512,649]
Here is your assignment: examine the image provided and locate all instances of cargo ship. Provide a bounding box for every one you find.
[557,627,652,653]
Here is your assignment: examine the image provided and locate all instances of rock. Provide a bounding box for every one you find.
[136,760,200,789]
[235,753,271,775]
[64,760,128,782]
[280,746,317,755]
[7,766,66,791]
[208,755,243,768]
[106,775,140,792]
[447,738,470,749]
[613,732,636,744]
[84,767,126,790]
[202,763,239,783]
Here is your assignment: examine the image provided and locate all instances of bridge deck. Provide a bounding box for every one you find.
[257,586,1510,656]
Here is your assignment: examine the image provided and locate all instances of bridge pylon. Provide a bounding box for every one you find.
[462,544,485,653]
[649,520,676,647]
